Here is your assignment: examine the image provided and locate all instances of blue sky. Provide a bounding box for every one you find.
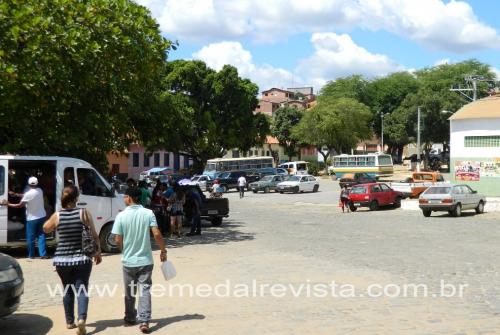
[138,0,500,93]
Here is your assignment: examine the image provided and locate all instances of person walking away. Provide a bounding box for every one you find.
[237,175,247,199]
[112,188,167,334]
[168,183,185,238]
[151,183,167,236]
[43,185,102,334]
[186,187,202,236]
[3,176,48,259]
[340,185,350,213]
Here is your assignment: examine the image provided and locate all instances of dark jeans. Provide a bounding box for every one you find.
[56,262,93,324]
[152,206,167,235]
[123,265,154,323]
[190,211,201,233]
[26,217,47,258]
[238,186,245,198]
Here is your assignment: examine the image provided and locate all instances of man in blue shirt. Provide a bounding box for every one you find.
[112,187,167,333]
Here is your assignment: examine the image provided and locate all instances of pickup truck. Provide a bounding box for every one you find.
[206,171,261,193]
[389,172,445,198]
[182,185,229,226]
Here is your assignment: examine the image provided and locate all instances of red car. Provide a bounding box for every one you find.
[348,182,403,211]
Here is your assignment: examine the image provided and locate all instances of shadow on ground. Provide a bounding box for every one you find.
[86,313,205,334]
[0,313,53,334]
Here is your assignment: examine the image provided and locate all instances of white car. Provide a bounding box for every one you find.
[190,175,212,191]
[277,175,319,193]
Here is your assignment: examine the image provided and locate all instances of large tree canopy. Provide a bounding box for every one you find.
[0,0,172,170]
[158,60,267,172]
[271,106,303,161]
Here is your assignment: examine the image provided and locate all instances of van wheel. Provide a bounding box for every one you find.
[211,217,223,226]
[475,201,484,214]
[452,203,462,217]
[422,210,431,217]
[369,200,379,211]
[99,223,119,253]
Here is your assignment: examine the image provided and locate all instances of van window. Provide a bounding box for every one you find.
[0,166,4,195]
[77,168,112,197]
[297,163,307,171]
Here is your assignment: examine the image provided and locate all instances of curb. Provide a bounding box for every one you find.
[402,198,500,212]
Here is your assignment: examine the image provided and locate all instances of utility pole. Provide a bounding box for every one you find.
[416,106,421,172]
[380,112,384,153]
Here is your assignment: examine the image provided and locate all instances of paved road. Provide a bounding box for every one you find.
[2,179,500,334]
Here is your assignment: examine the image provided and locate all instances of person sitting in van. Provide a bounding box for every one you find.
[3,176,48,259]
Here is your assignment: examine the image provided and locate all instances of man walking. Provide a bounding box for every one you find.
[4,176,48,259]
[186,187,202,236]
[237,175,247,199]
[112,188,167,333]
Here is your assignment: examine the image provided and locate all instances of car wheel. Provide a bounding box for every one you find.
[211,217,223,226]
[293,186,299,194]
[475,201,484,214]
[422,210,431,217]
[99,223,119,253]
[313,185,319,192]
[369,200,379,211]
[252,190,258,193]
[279,191,284,194]
[264,187,270,193]
[452,203,462,217]
[221,185,228,193]
[393,196,402,208]
[448,210,453,216]
[349,202,357,212]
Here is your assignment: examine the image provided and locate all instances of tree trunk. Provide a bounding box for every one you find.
[318,147,329,163]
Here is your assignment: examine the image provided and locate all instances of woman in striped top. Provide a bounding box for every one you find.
[44,185,102,335]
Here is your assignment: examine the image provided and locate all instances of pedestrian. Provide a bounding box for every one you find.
[237,175,247,199]
[2,176,48,259]
[151,182,167,236]
[340,185,350,213]
[138,181,151,208]
[43,185,102,335]
[168,182,185,238]
[186,187,202,236]
[112,187,167,334]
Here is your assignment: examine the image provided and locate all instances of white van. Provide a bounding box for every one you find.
[279,161,309,175]
[0,156,125,252]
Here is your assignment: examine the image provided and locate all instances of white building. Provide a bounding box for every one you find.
[449,95,500,196]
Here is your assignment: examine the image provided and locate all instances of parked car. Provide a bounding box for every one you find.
[249,175,287,193]
[277,175,319,194]
[418,184,486,217]
[254,167,289,177]
[0,253,24,317]
[190,175,212,191]
[206,171,260,193]
[348,183,403,211]
[181,185,229,226]
[339,172,377,189]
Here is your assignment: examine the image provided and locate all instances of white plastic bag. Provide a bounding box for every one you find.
[161,260,177,281]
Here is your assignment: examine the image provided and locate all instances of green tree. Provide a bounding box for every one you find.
[0,0,172,171]
[320,75,371,106]
[160,60,267,172]
[271,106,303,161]
[293,97,372,161]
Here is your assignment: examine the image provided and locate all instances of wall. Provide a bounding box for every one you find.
[450,118,500,196]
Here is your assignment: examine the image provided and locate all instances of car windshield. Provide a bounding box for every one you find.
[350,186,367,194]
[287,176,301,182]
[218,172,230,179]
[191,176,200,181]
[425,187,451,194]
[260,176,273,181]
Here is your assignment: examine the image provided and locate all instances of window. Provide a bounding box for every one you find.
[164,153,170,167]
[64,167,75,187]
[464,135,500,147]
[377,155,393,166]
[144,153,150,167]
[154,153,160,166]
[460,185,472,194]
[372,185,381,192]
[77,168,111,197]
[132,153,139,167]
[380,184,390,191]
[0,166,4,195]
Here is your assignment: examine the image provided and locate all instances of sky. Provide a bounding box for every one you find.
[136,0,500,94]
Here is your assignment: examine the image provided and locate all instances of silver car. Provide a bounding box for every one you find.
[418,184,486,217]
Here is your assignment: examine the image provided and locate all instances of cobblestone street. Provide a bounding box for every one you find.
[2,179,500,334]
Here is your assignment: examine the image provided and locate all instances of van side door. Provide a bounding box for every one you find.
[0,160,7,244]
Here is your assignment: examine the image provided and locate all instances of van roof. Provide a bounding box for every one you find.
[0,155,91,166]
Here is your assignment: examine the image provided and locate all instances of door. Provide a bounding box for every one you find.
[379,184,393,205]
[307,176,316,191]
[371,184,384,204]
[76,167,114,231]
[0,160,8,243]
[460,185,474,209]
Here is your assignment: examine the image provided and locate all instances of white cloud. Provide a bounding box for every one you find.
[297,33,404,88]
[192,41,298,92]
[492,67,500,80]
[137,0,500,53]
[434,58,451,66]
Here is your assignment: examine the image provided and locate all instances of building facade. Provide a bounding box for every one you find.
[449,95,500,196]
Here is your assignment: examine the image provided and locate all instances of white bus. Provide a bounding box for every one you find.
[328,153,394,179]
[203,156,274,178]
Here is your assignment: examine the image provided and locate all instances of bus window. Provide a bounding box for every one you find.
[356,157,366,166]
[377,155,393,165]
[367,156,376,166]
[348,157,356,166]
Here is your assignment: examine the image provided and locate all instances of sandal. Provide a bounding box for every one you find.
[139,322,150,334]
